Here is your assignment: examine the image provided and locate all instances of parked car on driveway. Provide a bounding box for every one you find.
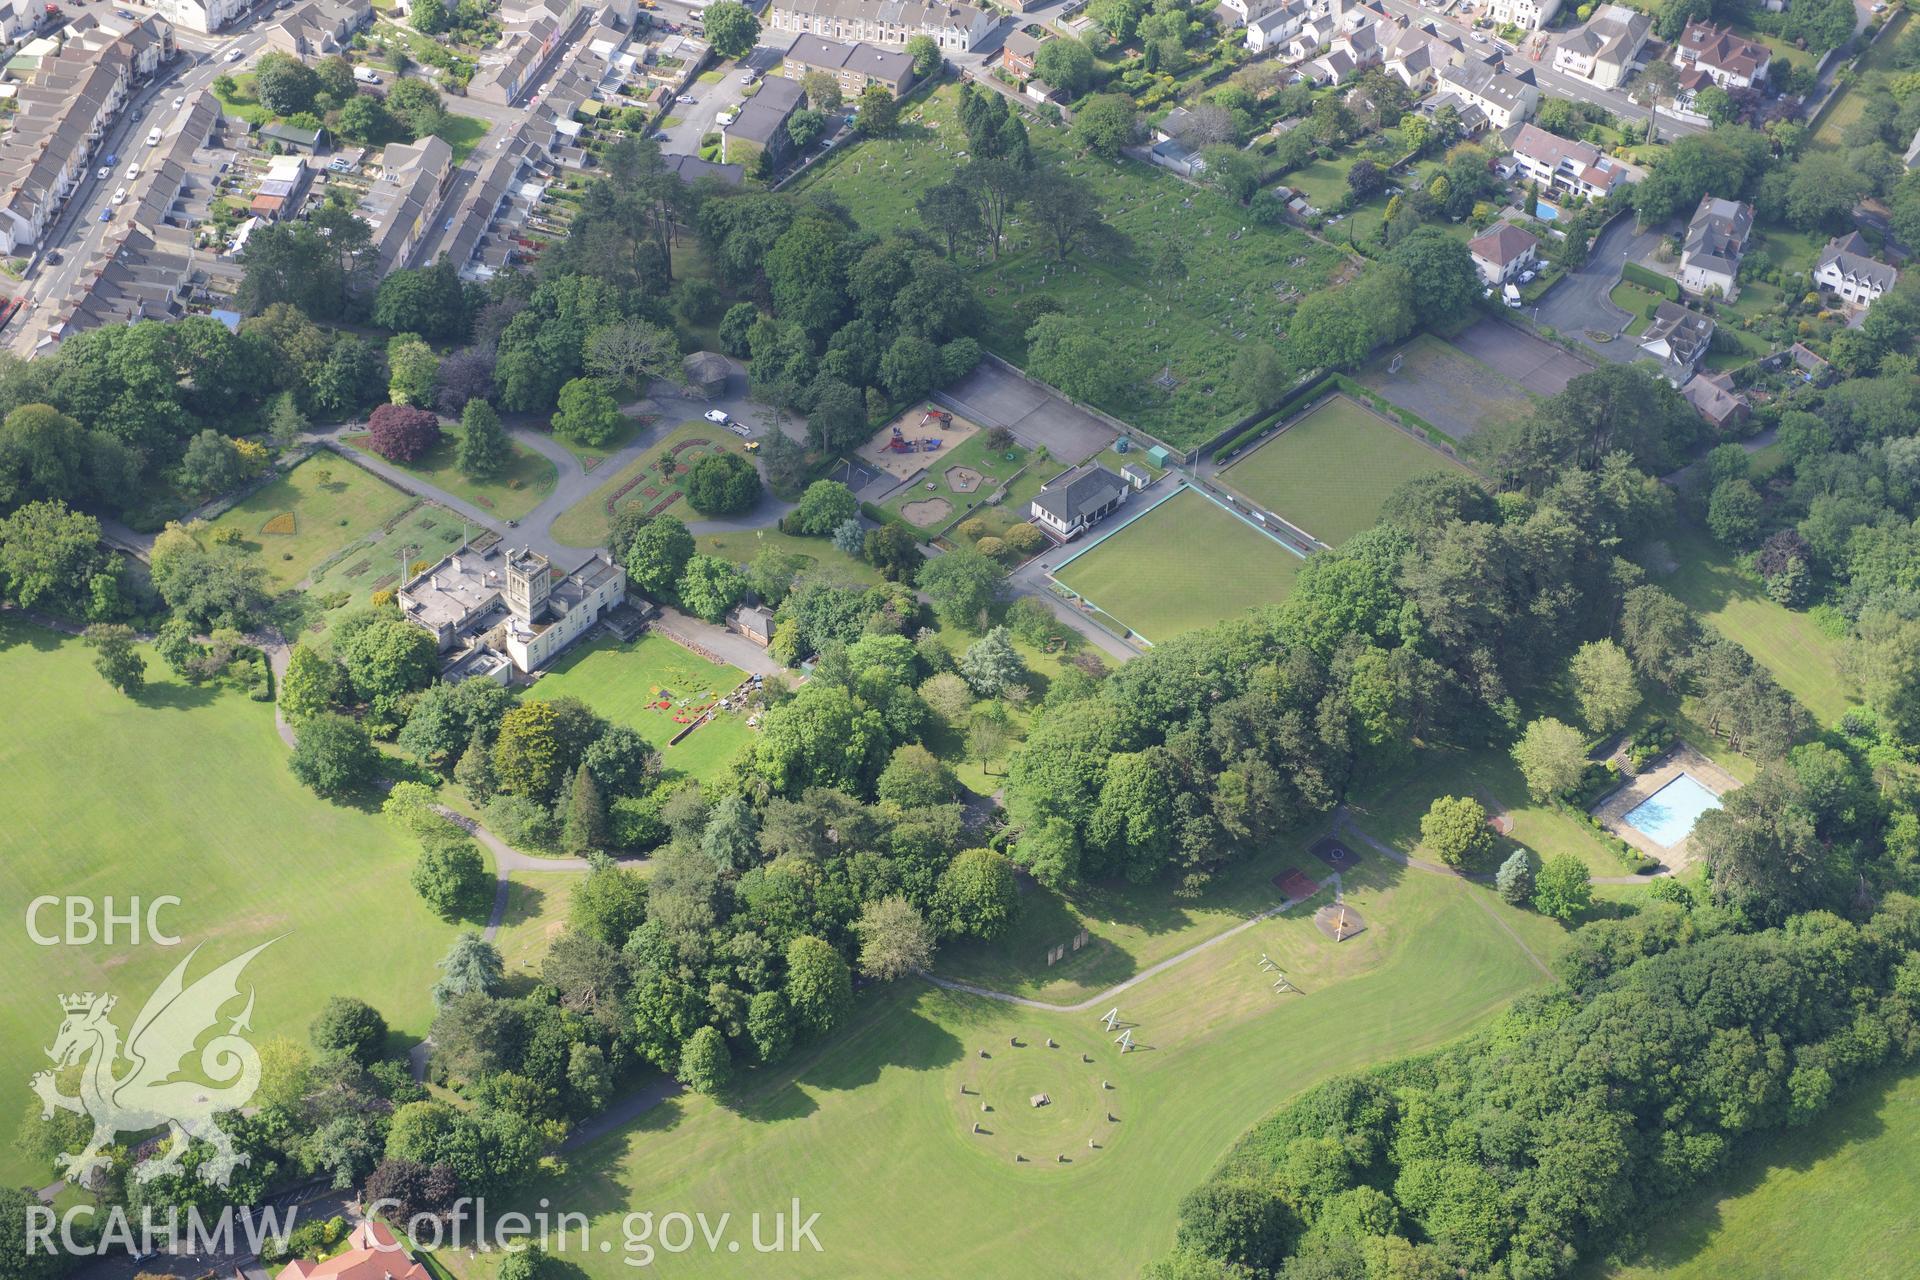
[703,409,732,425]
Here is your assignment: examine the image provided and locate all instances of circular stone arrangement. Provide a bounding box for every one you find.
[901,497,954,527]
[945,465,985,494]
[949,1040,1114,1166]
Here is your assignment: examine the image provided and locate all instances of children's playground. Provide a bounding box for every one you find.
[858,403,984,484]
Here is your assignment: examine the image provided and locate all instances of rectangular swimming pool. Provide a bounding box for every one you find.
[1622,773,1723,846]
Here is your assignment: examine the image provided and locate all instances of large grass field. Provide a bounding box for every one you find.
[437,857,1560,1279]
[525,634,752,784]
[551,423,752,548]
[1597,1066,1920,1280]
[0,620,464,1187]
[795,84,1347,448]
[209,455,417,592]
[1053,488,1304,643]
[342,423,557,520]
[1221,394,1473,546]
[1651,526,1854,727]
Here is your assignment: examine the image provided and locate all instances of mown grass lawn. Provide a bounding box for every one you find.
[435,861,1559,1280]
[212,72,270,126]
[525,634,752,785]
[1220,394,1473,546]
[1054,487,1305,643]
[0,620,465,1187]
[1653,526,1854,727]
[210,455,416,592]
[1595,1066,1920,1280]
[342,423,557,521]
[493,872,586,994]
[694,525,881,588]
[434,114,492,165]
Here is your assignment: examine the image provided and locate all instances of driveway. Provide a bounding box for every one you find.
[1531,216,1670,362]
[659,42,784,157]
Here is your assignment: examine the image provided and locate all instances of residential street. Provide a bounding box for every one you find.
[1365,0,1707,141]
[9,19,268,355]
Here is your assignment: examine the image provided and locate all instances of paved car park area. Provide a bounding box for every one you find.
[1450,317,1594,397]
[938,363,1118,466]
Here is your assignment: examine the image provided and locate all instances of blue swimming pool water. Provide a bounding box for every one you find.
[1622,774,1723,845]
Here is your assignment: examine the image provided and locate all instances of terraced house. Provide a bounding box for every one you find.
[781,32,915,99]
[0,14,175,254]
[768,0,996,52]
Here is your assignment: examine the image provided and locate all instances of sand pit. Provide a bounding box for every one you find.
[902,497,954,527]
[946,465,985,493]
[1313,903,1366,941]
[858,403,984,483]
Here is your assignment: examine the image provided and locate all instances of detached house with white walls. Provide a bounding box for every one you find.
[1812,233,1898,309]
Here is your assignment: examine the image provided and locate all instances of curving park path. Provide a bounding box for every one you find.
[918,800,1587,1011]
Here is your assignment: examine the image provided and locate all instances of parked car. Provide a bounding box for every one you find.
[675,94,696,104]
[44,250,62,265]
[739,70,757,84]
[716,109,737,126]
[95,165,111,181]
[703,409,731,425]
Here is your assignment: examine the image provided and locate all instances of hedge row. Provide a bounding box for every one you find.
[1623,260,1680,300]
[1331,374,1454,451]
[1209,372,1339,464]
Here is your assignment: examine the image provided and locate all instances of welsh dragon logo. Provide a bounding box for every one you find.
[32,941,274,1189]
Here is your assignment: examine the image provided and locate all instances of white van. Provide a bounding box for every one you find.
[1502,283,1522,309]
[354,66,381,84]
